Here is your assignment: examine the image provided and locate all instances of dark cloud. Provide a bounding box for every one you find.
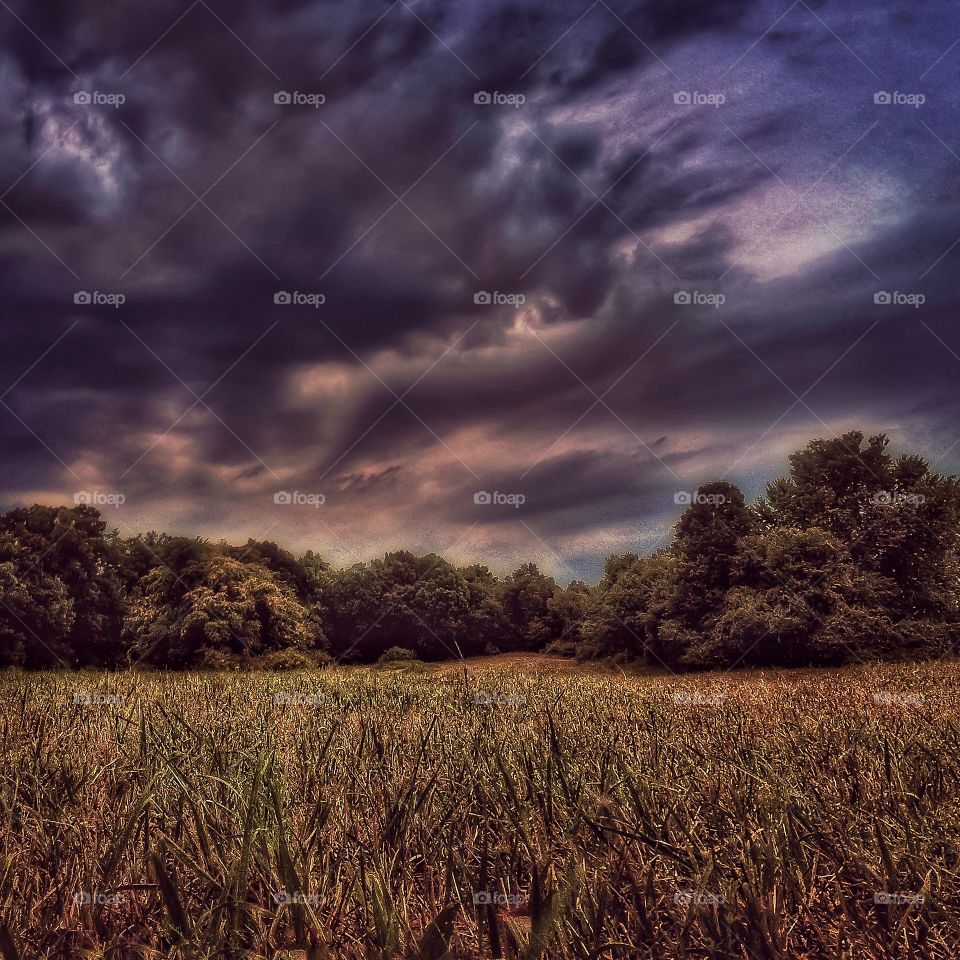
[2,0,960,578]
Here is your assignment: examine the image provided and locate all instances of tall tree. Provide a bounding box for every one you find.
[127,555,324,667]
[499,563,558,651]
[0,505,126,665]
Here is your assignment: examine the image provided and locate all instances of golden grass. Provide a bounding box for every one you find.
[0,657,958,958]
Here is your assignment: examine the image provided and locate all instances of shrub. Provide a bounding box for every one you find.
[378,646,418,663]
[195,648,247,671]
[261,649,319,672]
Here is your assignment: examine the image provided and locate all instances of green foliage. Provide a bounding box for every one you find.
[378,646,419,663]
[0,505,124,666]
[499,563,560,650]
[578,554,670,662]
[1,430,958,669]
[582,433,960,669]
[324,553,514,662]
[261,648,326,671]
[0,552,74,667]
[128,555,325,668]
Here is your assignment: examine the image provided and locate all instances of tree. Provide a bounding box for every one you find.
[765,432,960,631]
[114,532,212,594]
[3,427,958,672]
[457,564,511,653]
[763,431,892,541]
[127,555,325,667]
[0,505,126,666]
[226,539,325,604]
[650,481,754,651]
[578,434,960,669]
[540,580,590,654]
[0,533,75,667]
[323,552,497,661]
[391,554,474,660]
[579,555,668,661]
[707,527,894,668]
[499,563,558,651]
[322,561,387,662]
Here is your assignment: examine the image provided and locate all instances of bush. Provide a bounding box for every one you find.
[196,648,333,672]
[195,648,248,671]
[261,649,320,672]
[378,646,418,663]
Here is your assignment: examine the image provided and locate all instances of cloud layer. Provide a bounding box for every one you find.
[2,0,960,579]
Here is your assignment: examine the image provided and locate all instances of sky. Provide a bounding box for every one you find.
[2,0,960,581]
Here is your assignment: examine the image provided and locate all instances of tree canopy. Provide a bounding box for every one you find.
[1,431,958,670]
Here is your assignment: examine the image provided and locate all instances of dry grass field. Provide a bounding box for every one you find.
[1,657,958,958]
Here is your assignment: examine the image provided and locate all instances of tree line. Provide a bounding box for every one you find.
[2,431,959,670]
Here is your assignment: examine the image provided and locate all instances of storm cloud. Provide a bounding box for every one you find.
[2,0,960,579]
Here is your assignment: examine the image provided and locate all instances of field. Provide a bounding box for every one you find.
[1,657,958,959]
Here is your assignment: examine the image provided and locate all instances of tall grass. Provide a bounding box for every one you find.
[0,660,958,958]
